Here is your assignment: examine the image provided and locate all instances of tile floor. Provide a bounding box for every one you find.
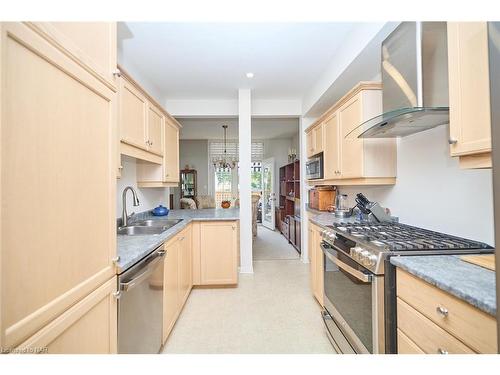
[162,227,335,354]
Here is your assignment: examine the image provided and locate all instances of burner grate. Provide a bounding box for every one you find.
[330,222,491,251]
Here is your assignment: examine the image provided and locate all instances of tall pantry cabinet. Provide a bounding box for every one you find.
[0,22,118,353]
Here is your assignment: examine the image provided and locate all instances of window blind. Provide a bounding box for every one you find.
[208,141,264,162]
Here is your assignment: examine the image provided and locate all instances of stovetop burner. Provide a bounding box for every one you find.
[329,221,491,252]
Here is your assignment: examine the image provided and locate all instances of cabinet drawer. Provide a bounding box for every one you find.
[397,298,474,354]
[397,269,497,353]
[397,329,424,354]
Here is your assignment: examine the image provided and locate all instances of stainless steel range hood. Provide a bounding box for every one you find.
[348,22,450,139]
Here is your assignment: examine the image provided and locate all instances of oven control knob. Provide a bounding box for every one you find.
[366,254,378,266]
[350,246,363,260]
[328,232,336,241]
[359,250,370,265]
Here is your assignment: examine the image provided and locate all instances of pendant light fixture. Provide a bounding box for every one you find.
[212,125,237,170]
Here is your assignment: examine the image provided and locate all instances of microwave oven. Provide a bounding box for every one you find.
[306,154,323,180]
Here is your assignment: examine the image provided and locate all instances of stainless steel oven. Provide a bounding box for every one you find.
[321,242,385,354]
[306,154,323,180]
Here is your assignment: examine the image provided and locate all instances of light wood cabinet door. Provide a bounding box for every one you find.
[179,226,193,305]
[29,22,117,85]
[163,239,180,343]
[306,130,315,158]
[164,119,180,182]
[448,22,491,159]
[313,123,324,155]
[146,103,164,156]
[15,278,117,354]
[323,113,340,179]
[119,76,148,150]
[339,94,363,178]
[1,23,116,349]
[309,224,323,306]
[200,221,238,285]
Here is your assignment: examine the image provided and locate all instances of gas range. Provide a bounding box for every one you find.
[321,221,493,275]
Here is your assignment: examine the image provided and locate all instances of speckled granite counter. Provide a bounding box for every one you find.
[117,208,239,273]
[391,255,496,316]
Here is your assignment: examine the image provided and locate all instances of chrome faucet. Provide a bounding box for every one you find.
[122,186,140,227]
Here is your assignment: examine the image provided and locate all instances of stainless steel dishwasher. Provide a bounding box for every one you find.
[117,245,165,353]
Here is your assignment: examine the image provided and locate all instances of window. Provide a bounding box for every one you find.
[208,141,264,207]
[251,162,262,192]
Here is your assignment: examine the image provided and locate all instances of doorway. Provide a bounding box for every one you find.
[261,157,275,230]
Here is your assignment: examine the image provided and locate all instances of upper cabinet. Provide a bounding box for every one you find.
[447,22,492,169]
[117,67,181,187]
[306,123,324,158]
[28,22,118,86]
[306,82,397,185]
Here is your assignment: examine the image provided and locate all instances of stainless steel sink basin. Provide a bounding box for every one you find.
[117,226,168,236]
[133,219,183,229]
[117,219,183,236]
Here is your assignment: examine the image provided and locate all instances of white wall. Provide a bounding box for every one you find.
[171,140,210,209]
[339,126,495,245]
[116,156,170,218]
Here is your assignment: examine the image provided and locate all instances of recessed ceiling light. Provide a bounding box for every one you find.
[246,72,254,79]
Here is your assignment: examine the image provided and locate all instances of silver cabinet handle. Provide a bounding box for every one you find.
[448,138,458,145]
[112,68,121,77]
[112,256,120,264]
[113,290,122,300]
[437,348,448,354]
[436,306,449,317]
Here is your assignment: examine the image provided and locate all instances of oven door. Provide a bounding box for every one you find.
[321,242,385,354]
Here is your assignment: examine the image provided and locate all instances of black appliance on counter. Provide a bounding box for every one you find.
[320,194,494,353]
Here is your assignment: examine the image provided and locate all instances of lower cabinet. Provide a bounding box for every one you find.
[199,221,239,285]
[14,277,117,354]
[162,225,193,344]
[396,268,497,354]
[309,222,324,306]
[163,237,181,343]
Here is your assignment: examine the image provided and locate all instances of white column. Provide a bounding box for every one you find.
[238,89,253,273]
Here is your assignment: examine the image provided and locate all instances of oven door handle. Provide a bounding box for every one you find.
[321,244,373,283]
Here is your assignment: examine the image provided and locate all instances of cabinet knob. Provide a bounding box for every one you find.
[437,348,448,355]
[436,306,449,317]
[448,138,458,145]
[111,256,120,264]
[150,141,153,146]
[112,68,121,77]
[112,290,122,300]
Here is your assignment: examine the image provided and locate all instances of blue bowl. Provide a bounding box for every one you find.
[152,205,169,216]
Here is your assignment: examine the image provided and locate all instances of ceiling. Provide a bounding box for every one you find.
[178,118,299,140]
[118,22,358,100]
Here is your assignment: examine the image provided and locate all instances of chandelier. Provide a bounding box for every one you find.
[212,125,237,170]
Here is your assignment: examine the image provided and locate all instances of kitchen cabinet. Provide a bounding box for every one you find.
[179,225,193,306]
[309,223,323,306]
[136,115,181,188]
[119,75,148,150]
[0,22,117,350]
[196,221,239,285]
[162,237,180,343]
[146,102,164,156]
[119,72,168,164]
[447,22,492,169]
[28,22,118,85]
[162,225,193,344]
[306,82,397,186]
[306,122,324,158]
[396,269,497,354]
[14,278,117,354]
[164,118,180,183]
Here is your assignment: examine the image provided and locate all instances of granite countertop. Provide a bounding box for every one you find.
[308,211,362,228]
[391,255,496,316]
[117,208,239,273]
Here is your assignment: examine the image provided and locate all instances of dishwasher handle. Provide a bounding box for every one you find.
[120,250,165,292]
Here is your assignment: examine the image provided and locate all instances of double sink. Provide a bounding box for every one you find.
[117,219,183,236]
